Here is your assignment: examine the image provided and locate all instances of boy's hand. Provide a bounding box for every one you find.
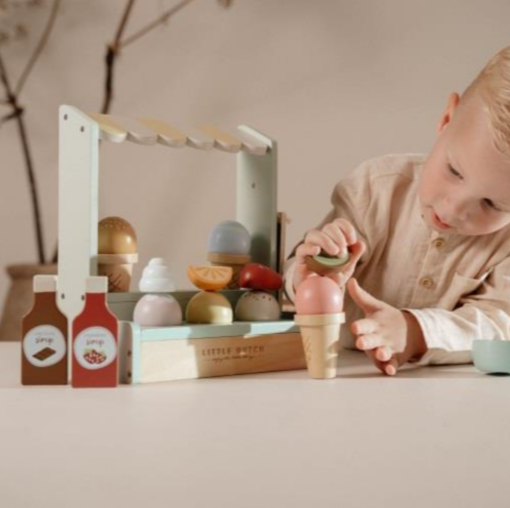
[293,218,366,291]
[347,278,427,375]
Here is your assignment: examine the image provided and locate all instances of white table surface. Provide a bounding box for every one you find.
[1,340,510,508]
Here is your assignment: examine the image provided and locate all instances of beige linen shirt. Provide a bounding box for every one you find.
[284,154,510,365]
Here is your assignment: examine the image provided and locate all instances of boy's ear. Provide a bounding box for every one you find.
[437,93,460,134]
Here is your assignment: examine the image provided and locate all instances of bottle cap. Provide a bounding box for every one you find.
[86,276,108,294]
[33,275,57,293]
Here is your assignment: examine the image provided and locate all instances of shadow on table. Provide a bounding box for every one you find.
[337,369,488,380]
[224,349,502,381]
[338,362,502,380]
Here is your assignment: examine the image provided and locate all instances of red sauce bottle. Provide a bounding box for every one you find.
[22,275,68,385]
[72,276,118,388]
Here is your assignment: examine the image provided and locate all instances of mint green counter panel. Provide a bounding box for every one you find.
[136,320,298,341]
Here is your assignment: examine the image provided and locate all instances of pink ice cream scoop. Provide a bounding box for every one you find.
[295,276,344,315]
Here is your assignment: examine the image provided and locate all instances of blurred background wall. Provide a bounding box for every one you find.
[1,0,510,308]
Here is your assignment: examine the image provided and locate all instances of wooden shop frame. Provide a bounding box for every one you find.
[57,105,303,383]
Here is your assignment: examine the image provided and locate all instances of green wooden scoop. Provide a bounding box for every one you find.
[305,250,350,276]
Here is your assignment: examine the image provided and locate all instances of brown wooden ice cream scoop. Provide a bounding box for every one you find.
[98,216,137,254]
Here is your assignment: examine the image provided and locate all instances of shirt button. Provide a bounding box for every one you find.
[420,277,434,289]
[432,238,446,248]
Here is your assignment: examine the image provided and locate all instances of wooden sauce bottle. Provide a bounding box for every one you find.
[22,275,68,385]
[72,276,118,388]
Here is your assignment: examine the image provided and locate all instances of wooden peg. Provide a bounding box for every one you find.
[101,115,158,145]
[181,126,215,150]
[235,127,269,155]
[196,124,242,153]
[138,118,187,148]
[88,113,127,143]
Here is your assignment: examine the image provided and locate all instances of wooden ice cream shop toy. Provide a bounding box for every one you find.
[57,105,306,384]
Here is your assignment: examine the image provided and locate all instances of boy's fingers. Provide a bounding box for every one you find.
[364,350,389,375]
[351,318,377,335]
[295,243,321,262]
[319,224,347,256]
[375,346,393,362]
[305,230,341,256]
[355,333,383,350]
[302,224,363,261]
[332,218,357,245]
[348,240,366,265]
[384,357,399,376]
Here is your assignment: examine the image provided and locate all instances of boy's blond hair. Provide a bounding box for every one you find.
[463,46,510,156]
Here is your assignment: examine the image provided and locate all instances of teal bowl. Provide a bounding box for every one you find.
[472,340,510,374]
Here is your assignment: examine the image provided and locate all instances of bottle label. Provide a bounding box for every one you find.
[74,327,117,370]
[23,325,67,368]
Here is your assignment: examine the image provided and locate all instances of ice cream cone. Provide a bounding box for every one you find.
[97,253,138,292]
[207,252,251,289]
[294,313,345,379]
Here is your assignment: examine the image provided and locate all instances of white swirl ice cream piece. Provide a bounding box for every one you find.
[138,257,176,293]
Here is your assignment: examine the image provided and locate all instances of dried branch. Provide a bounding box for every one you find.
[101,0,136,114]
[101,0,198,114]
[120,0,196,49]
[0,109,18,127]
[0,50,45,264]
[14,0,61,97]
[0,52,11,92]
[113,0,136,47]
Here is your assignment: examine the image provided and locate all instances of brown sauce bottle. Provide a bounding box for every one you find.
[21,275,68,385]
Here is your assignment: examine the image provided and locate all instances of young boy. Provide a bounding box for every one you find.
[284,46,510,376]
